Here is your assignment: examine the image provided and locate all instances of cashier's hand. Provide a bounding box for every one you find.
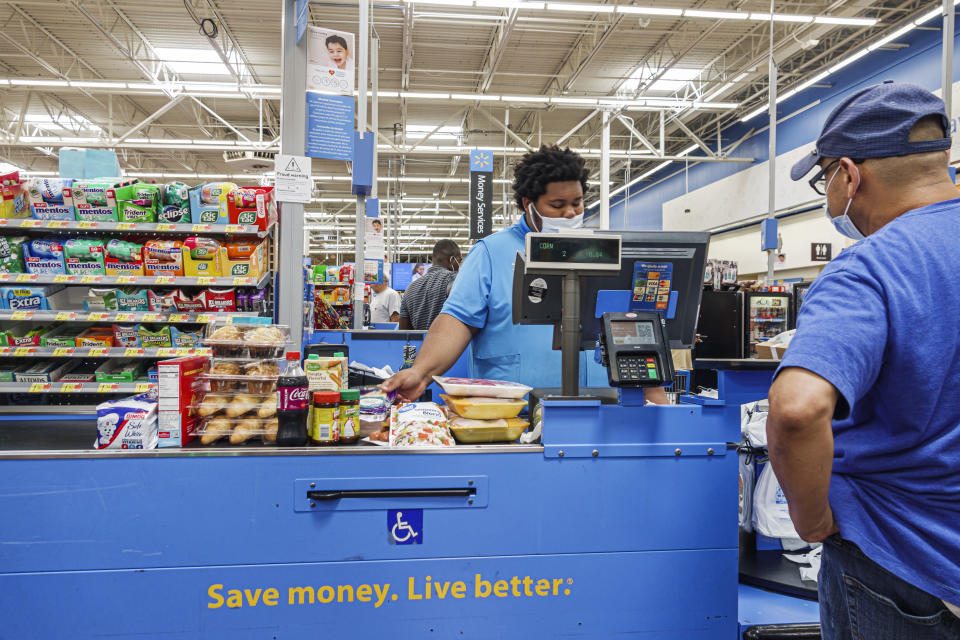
[381,368,430,403]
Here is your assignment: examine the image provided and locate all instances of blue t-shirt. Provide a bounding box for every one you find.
[440,216,564,388]
[778,198,960,604]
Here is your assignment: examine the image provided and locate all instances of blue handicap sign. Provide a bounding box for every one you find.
[387,509,423,545]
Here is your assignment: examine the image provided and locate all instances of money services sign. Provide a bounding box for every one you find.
[469,149,493,240]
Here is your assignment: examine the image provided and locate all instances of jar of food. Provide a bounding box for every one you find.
[338,389,360,444]
[309,391,340,446]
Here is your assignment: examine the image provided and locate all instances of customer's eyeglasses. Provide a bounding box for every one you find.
[808,158,864,195]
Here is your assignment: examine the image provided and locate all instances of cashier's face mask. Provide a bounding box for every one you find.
[527,203,584,233]
[824,164,864,241]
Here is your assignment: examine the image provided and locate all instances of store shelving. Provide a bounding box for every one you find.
[0,381,155,394]
[0,272,271,288]
[0,219,270,237]
[0,346,209,358]
[0,310,260,324]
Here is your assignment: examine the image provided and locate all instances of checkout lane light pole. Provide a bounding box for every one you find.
[766,4,777,283]
[353,0,370,330]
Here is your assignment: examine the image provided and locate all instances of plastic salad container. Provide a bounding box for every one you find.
[440,394,526,420]
[432,376,532,400]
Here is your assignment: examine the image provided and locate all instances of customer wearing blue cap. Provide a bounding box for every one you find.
[767,81,960,639]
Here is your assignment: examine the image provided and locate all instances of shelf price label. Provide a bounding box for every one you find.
[10,311,32,320]
[142,313,162,322]
[175,347,192,356]
[168,313,188,323]
[15,274,36,283]
[195,314,212,323]
[0,348,10,356]
[53,274,73,283]
[14,347,35,356]
[115,313,135,322]
[55,312,77,321]
[80,275,101,284]
[19,219,41,228]
[98,383,119,393]
[191,224,210,232]
[59,383,81,393]
[87,312,109,321]
[29,383,51,393]
[48,221,69,229]
[156,348,174,357]
[116,276,137,284]
[155,276,174,285]
[0,274,10,282]
[197,277,213,286]
[52,348,74,357]
[225,225,243,233]
[124,348,145,357]
[233,277,252,286]
[155,224,176,231]
[78,221,98,229]
[116,223,136,230]
[88,348,110,357]
[134,383,153,393]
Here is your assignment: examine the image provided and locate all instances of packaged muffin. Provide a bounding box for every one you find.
[204,322,245,357]
[244,325,288,358]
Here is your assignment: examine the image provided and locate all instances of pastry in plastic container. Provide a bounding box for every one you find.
[440,394,526,420]
[204,322,245,357]
[245,325,287,359]
[447,415,530,444]
[195,415,279,445]
[432,376,532,400]
[191,388,278,444]
[202,321,291,359]
[203,358,280,394]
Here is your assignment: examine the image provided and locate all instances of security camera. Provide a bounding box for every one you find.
[684,208,691,214]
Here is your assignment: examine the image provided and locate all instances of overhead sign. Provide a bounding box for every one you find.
[469,149,493,240]
[274,154,312,203]
[305,91,355,161]
[810,242,832,262]
[306,26,355,95]
[295,0,308,44]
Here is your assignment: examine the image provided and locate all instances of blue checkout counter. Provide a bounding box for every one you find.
[0,354,818,638]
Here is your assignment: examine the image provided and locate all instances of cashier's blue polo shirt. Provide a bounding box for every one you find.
[440,215,563,388]
[777,197,960,605]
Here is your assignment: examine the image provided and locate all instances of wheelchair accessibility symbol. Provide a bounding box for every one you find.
[388,509,423,545]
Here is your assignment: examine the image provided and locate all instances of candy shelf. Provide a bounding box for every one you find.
[0,272,272,288]
[0,310,260,324]
[0,346,210,358]
[0,219,273,238]
[0,381,156,394]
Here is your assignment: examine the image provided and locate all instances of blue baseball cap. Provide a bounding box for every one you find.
[790,81,952,181]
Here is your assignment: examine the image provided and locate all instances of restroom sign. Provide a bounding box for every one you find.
[810,243,832,262]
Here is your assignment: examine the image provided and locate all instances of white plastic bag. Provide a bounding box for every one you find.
[752,463,800,539]
[745,411,768,448]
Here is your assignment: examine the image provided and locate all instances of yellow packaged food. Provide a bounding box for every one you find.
[447,415,530,444]
[440,394,526,420]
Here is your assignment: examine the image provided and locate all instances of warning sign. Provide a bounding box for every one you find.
[274,154,312,203]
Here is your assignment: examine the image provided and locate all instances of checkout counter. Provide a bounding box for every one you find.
[0,231,814,639]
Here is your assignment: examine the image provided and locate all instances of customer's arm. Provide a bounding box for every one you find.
[382,313,477,401]
[767,366,840,542]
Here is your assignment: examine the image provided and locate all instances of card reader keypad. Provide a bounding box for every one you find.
[617,356,659,382]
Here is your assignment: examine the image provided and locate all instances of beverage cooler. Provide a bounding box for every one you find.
[744,292,792,357]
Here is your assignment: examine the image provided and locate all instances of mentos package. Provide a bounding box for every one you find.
[170,325,202,348]
[143,240,183,276]
[189,182,236,224]
[0,285,63,311]
[139,325,172,348]
[115,288,150,312]
[113,324,141,348]
[23,238,65,274]
[94,390,158,450]
[0,236,27,273]
[63,238,106,276]
[25,179,75,220]
[105,240,144,276]
[73,179,123,221]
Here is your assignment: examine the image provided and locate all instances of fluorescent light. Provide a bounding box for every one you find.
[402,91,449,99]
[155,47,234,75]
[915,7,942,24]
[511,95,551,102]
[416,11,506,20]
[182,82,240,92]
[740,105,767,123]
[869,23,915,50]
[546,2,614,12]
[625,67,703,93]
[476,0,545,8]
[550,96,597,105]
[615,6,682,16]
[450,93,501,101]
[70,81,126,88]
[828,47,870,74]
[677,143,699,157]
[793,70,830,92]
[749,12,814,23]
[814,16,877,26]
[684,9,748,20]
[10,79,68,87]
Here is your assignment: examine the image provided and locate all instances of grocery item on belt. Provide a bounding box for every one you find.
[112,323,141,348]
[163,181,189,208]
[75,327,115,348]
[0,236,27,273]
[115,288,150,311]
[389,402,455,447]
[94,390,158,450]
[446,415,530,444]
[63,238,106,276]
[204,358,279,394]
[200,288,236,313]
[304,354,348,391]
[170,325,202,349]
[432,376,533,400]
[84,288,118,311]
[139,324,172,348]
[192,387,278,444]
[440,394,526,420]
[23,237,65,274]
[143,240,183,276]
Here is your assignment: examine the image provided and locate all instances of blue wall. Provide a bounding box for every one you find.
[608,17,960,230]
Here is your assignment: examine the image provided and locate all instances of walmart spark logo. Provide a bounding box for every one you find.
[470,149,493,172]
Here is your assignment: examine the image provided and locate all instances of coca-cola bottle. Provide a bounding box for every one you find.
[276,351,309,446]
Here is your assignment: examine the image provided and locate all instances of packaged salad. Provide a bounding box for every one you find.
[389,402,455,447]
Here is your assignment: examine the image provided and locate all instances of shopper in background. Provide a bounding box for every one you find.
[398,239,461,330]
[383,145,667,403]
[768,81,960,639]
[368,274,401,324]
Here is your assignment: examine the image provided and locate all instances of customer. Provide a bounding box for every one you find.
[398,240,461,330]
[368,274,400,324]
[768,81,960,639]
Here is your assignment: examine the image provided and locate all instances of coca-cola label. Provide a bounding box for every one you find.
[278,386,309,412]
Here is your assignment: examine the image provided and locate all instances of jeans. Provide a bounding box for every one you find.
[819,534,960,640]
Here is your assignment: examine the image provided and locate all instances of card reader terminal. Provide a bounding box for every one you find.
[599,311,674,388]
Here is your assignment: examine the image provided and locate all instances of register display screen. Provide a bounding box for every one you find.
[529,236,619,265]
[610,320,656,345]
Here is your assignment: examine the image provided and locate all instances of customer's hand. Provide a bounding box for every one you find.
[381,368,430,403]
[793,504,839,543]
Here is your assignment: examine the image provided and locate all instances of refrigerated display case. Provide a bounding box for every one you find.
[792,282,812,323]
[744,292,792,357]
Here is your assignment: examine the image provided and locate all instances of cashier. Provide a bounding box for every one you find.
[384,145,668,403]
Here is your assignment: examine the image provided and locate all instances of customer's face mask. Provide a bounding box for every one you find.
[824,164,864,241]
[527,202,584,233]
